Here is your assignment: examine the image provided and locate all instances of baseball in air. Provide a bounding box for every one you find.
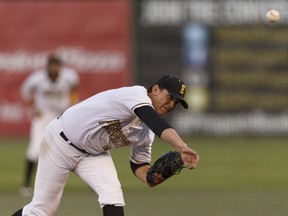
[266,9,280,23]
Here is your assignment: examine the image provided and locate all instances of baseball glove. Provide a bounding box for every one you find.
[146,151,184,187]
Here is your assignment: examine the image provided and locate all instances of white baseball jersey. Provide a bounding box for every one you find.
[21,67,79,115]
[60,85,155,164]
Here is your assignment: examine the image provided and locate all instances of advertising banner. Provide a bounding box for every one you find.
[0,1,132,136]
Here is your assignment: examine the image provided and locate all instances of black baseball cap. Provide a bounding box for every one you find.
[154,75,188,109]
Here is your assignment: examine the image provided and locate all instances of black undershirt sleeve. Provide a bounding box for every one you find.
[134,105,173,137]
[130,160,150,175]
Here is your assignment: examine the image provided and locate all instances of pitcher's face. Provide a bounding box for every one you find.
[149,85,179,116]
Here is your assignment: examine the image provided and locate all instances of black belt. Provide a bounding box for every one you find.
[59,131,88,154]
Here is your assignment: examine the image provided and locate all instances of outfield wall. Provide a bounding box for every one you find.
[1,0,288,137]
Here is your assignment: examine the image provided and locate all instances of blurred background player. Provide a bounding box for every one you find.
[19,54,80,197]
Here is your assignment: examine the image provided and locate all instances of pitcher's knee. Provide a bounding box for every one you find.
[99,189,125,208]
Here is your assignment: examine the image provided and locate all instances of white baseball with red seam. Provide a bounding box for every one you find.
[266,9,280,23]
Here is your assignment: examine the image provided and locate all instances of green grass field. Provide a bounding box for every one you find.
[1,137,288,216]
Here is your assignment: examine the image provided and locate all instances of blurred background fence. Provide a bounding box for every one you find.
[1,0,288,137]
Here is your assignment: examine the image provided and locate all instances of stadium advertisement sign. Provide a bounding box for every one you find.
[0,1,132,136]
[136,0,288,135]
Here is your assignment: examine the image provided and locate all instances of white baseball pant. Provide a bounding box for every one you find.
[26,112,57,162]
[22,119,125,216]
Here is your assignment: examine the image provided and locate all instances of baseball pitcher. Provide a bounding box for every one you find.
[12,75,199,216]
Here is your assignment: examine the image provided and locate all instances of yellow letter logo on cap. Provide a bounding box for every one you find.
[180,84,185,95]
